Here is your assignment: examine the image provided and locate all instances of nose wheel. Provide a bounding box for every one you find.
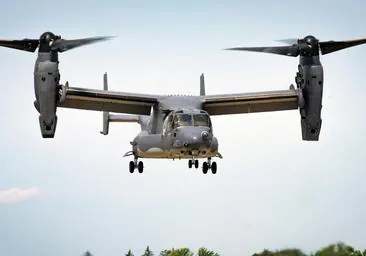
[188,159,199,169]
[202,158,217,174]
[129,156,144,173]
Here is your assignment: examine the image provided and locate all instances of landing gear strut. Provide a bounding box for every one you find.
[129,155,144,174]
[202,157,217,174]
[188,159,199,169]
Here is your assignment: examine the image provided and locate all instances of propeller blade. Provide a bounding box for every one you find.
[319,37,366,55]
[225,45,300,57]
[0,39,39,52]
[50,36,114,52]
[274,38,299,45]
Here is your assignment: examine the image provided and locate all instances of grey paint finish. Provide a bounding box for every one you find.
[298,56,324,140]
[34,52,60,138]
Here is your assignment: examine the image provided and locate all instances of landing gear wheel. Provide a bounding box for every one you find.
[188,160,193,169]
[211,161,217,174]
[129,161,135,173]
[194,159,199,168]
[137,161,144,173]
[202,162,209,174]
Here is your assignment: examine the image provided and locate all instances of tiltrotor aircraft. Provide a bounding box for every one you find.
[1,32,365,174]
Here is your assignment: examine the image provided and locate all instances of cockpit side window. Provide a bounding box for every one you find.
[193,114,211,127]
[163,112,174,134]
[166,115,173,131]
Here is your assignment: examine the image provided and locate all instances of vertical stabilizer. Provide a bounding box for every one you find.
[101,72,109,135]
[103,72,108,90]
[200,73,206,96]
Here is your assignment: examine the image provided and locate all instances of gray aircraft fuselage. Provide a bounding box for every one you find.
[129,96,219,159]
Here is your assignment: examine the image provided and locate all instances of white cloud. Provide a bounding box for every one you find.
[0,187,40,204]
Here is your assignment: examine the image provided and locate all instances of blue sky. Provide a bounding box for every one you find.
[1,1,366,255]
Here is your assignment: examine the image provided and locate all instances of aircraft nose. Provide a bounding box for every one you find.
[184,135,199,147]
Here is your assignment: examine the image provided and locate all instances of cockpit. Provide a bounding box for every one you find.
[172,112,211,129]
[163,110,212,134]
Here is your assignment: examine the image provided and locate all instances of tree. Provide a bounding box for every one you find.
[142,246,154,256]
[252,248,307,256]
[159,249,172,256]
[159,248,193,256]
[197,247,220,256]
[315,242,355,256]
[125,249,134,256]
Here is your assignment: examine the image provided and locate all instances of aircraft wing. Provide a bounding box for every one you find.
[58,86,158,115]
[202,89,300,115]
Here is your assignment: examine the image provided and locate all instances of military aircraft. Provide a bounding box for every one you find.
[1,32,365,174]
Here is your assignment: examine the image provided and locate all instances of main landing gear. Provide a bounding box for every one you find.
[202,157,217,174]
[188,159,199,169]
[129,156,144,174]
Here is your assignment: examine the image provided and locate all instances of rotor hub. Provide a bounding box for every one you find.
[299,35,320,56]
[40,32,56,43]
[39,32,60,52]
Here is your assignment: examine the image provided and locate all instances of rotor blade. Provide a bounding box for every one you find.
[274,38,298,45]
[51,36,114,52]
[319,38,366,55]
[0,39,39,52]
[225,45,300,57]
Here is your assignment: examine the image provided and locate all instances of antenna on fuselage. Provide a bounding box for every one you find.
[200,73,206,96]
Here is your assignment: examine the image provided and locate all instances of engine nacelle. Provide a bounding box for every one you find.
[34,60,60,138]
[297,61,324,141]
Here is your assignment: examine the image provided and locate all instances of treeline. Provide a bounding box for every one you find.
[253,243,366,256]
[83,242,366,256]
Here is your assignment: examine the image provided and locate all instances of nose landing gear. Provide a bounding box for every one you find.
[129,155,144,174]
[202,157,217,174]
[188,159,199,169]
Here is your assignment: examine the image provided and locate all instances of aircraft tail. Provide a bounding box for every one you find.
[101,72,110,135]
[200,73,205,96]
[100,72,148,135]
[101,113,146,135]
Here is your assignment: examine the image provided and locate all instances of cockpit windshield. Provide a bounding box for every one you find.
[172,113,211,128]
[193,114,210,127]
[174,114,193,127]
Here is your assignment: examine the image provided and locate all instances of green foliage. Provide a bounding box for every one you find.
[159,249,172,256]
[119,243,366,256]
[197,247,220,256]
[142,246,154,256]
[159,248,193,256]
[315,242,355,256]
[125,249,134,256]
[252,248,307,256]
[251,243,366,256]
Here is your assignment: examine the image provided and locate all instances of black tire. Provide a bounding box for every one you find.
[129,161,135,173]
[188,159,193,169]
[202,162,208,174]
[137,161,144,173]
[194,159,199,168]
[211,161,217,174]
